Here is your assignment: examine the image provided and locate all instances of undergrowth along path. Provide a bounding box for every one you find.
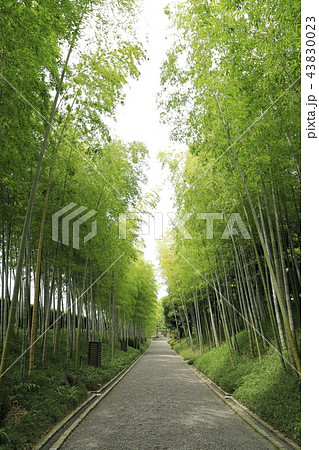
[61,340,283,449]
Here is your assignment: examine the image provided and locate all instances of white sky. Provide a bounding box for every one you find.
[108,0,186,299]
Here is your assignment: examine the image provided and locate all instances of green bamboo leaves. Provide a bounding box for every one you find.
[159,0,301,375]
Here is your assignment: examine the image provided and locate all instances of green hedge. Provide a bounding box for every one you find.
[173,330,300,444]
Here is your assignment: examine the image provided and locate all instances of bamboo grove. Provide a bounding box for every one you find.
[158,0,301,376]
[0,0,158,409]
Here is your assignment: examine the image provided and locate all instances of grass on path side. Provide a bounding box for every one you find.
[170,329,301,445]
[0,332,150,450]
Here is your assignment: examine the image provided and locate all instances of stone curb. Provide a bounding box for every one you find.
[33,345,150,449]
[171,348,300,450]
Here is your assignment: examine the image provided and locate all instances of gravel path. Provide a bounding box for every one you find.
[62,341,275,449]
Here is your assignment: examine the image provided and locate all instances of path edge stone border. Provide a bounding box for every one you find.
[33,345,151,450]
[172,348,300,450]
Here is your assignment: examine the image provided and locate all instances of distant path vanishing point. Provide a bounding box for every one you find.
[61,340,278,449]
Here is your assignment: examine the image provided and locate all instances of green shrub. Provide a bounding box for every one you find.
[0,333,148,449]
[174,329,301,444]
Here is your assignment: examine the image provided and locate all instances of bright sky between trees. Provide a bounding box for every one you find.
[109,0,185,299]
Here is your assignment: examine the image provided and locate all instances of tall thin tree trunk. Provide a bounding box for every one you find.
[206,285,219,347]
[29,97,76,375]
[215,96,300,375]
[272,183,298,350]
[53,269,62,356]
